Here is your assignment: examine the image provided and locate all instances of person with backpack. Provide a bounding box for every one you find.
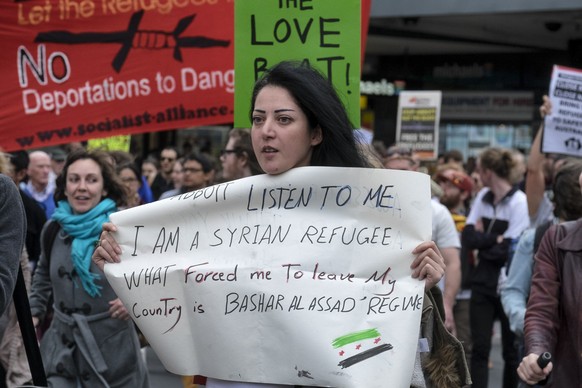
[501,160,582,383]
[517,164,582,386]
[502,161,582,338]
[28,149,150,388]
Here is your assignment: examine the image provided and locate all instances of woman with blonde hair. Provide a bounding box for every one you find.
[462,147,529,388]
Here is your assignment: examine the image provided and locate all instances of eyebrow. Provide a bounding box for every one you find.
[68,173,99,178]
[253,108,295,113]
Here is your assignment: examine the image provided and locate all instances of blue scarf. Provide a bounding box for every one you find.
[52,198,117,297]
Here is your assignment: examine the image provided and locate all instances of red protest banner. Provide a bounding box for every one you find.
[361,0,371,67]
[0,0,234,151]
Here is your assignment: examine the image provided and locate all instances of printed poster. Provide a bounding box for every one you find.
[542,65,582,157]
[0,0,234,152]
[395,91,442,161]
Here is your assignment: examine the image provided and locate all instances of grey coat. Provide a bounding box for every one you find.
[0,174,26,316]
[30,221,150,388]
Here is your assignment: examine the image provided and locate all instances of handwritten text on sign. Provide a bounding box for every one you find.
[105,167,432,387]
[233,0,361,128]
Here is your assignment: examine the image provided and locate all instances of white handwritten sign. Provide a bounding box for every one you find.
[543,65,582,157]
[105,167,431,387]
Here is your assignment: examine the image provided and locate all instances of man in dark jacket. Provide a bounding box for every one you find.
[8,151,47,272]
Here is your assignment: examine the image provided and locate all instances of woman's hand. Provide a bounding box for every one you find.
[540,95,552,118]
[517,353,552,385]
[92,222,122,271]
[108,298,130,321]
[411,241,445,290]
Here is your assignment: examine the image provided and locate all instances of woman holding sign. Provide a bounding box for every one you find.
[29,149,150,388]
[93,61,468,387]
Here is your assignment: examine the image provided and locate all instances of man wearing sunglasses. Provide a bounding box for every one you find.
[151,147,179,200]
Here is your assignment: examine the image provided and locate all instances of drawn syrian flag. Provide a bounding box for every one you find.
[332,328,393,369]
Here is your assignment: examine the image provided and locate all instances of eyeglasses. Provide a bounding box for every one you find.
[183,167,203,174]
[160,157,176,162]
[220,149,238,157]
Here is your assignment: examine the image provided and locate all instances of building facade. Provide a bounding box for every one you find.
[363,0,582,159]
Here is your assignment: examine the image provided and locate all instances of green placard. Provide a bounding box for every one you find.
[87,135,131,152]
[234,0,361,129]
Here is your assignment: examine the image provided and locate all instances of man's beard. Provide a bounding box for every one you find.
[439,192,462,211]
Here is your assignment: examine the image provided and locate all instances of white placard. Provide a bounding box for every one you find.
[542,65,582,156]
[105,167,432,387]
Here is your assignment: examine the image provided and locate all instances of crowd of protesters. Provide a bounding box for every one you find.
[1,87,581,388]
[0,128,266,388]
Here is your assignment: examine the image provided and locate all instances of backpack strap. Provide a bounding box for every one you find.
[42,220,60,264]
[533,220,553,254]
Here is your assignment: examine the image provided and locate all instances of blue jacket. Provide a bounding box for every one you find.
[500,227,535,337]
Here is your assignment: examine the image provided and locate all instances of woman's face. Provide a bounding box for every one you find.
[476,159,491,188]
[471,171,483,195]
[64,158,107,214]
[251,86,321,175]
[118,167,140,198]
[141,162,157,183]
[170,160,184,188]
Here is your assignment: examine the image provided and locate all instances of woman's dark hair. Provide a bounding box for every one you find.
[108,150,134,166]
[250,61,370,168]
[228,128,263,176]
[8,150,29,173]
[143,155,160,169]
[479,147,515,180]
[54,148,127,207]
[183,152,214,173]
[116,162,142,183]
[552,160,582,221]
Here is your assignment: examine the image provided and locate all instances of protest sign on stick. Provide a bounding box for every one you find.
[105,167,431,387]
[542,65,582,157]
